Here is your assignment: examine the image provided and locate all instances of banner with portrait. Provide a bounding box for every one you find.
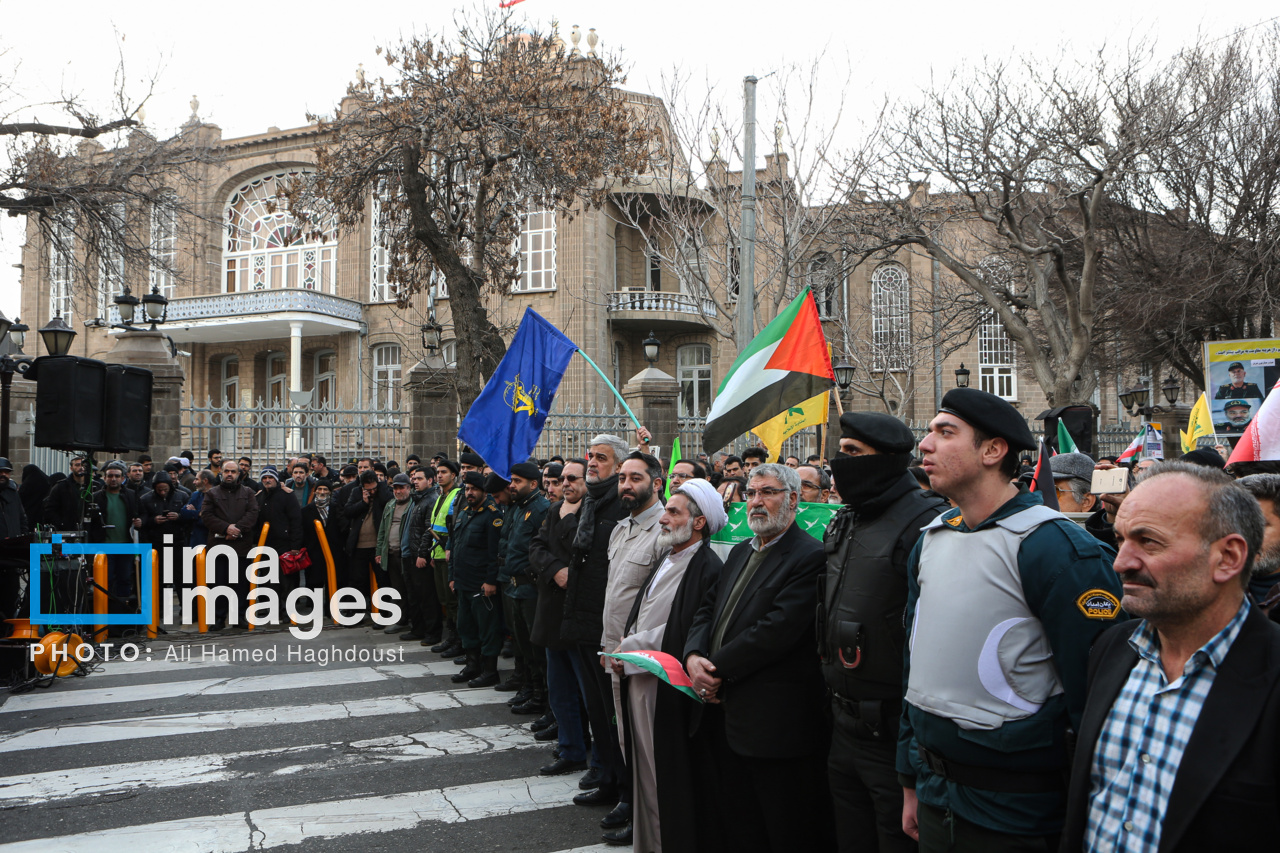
[1202,339,1280,438]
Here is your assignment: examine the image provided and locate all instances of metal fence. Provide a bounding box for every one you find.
[904,419,1142,460]
[181,399,407,466]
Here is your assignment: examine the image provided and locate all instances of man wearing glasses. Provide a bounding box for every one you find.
[669,459,707,491]
[684,462,835,850]
[797,464,831,505]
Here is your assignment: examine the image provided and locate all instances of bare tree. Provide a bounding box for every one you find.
[608,58,875,348]
[1,46,217,308]
[302,8,651,411]
[1103,27,1280,391]
[840,40,1238,406]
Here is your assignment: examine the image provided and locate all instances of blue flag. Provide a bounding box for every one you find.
[457,307,578,479]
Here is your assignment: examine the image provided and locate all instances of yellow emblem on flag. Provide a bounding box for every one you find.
[503,374,540,417]
[753,390,830,461]
[1180,393,1214,454]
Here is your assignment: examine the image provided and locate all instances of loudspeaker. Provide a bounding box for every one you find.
[33,356,108,451]
[104,365,153,451]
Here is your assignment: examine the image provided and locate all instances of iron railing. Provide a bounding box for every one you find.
[182,399,405,465]
[606,290,718,319]
[110,288,364,326]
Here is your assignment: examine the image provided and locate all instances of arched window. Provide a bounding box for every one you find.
[313,350,337,407]
[372,343,402,410]
[266,353,287,406]
[871,262,910,370]
[219,356,239,407]
[224,170,336,293]
[150,194,178,298]
[808,252,840,319]
[678,344,713,418]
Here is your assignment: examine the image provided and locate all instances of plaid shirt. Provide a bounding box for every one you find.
[1084,596,1251,852]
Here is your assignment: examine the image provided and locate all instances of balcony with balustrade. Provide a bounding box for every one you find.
[606,290,718,333]
[110,288,364,343]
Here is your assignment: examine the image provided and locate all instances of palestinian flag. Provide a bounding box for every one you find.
[703,288,834,452]
[600,650,703,702]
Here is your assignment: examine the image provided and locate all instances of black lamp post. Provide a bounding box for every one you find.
[39,314,77,357]
[140,285,168,330]
[954,363,971,388]
[420,318,442,354]
[833,360,855,391]
[643,331,660,364]
[114,285,140,327]
[1121,378,1179,421]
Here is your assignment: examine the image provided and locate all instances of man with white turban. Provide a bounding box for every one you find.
[612,477,728,851]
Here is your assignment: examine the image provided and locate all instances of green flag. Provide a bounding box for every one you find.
[1057,420,1079,454]
[665,436,681,499]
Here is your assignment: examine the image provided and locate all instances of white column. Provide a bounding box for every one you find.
[289,321,303,453]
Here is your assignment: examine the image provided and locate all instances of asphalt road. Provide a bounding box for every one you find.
[0,624,619,852]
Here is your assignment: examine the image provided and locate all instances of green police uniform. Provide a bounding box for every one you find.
[450,494,504,657]
[897,490,1125,839]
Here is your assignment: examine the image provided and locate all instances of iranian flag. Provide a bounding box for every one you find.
[1228,377,1280,464]
[1117,426,1146,464]
[703,288,835,452]
[600,650,703,702]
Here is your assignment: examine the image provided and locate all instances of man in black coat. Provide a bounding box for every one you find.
[91,462,143,613]
[343,470,392,620]
[684,462,835,853]
[1061,462,1280,852]
[257,469,303,597]
[140,471,191,590]
[301,480,343,605]
[560,434,631,809]
[0,458,28,540]
[43,454,94,531]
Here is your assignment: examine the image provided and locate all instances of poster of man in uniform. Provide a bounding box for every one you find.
[1203,338,1280,436]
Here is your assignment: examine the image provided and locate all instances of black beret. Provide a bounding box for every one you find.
[462,471,486,489]
[839,412,917,454]
[938,387,1037,453]
[510,461,542,481]
[460,451,485,468]
[341,464,358,478]
[544,463,564,479]
[1181,448,1227,470]
[483,472,509,493]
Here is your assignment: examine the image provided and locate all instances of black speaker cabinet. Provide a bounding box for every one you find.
[104,365,154,451]
[33,356,108,450]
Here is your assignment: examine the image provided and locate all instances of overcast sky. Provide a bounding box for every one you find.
[2,0,1275,319]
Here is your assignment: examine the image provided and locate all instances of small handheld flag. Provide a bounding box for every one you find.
[600,650,703,702]
[457,307,577,480]
[1057,420,1079,454]
[1116,425,1146,464]
[1181,393,1215,454]
[665,436,681,500]
[1031,438,1059,511]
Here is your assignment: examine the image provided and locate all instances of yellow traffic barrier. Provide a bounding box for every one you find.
[247,523,269,631]
[369,567,381,619]
[196,549,208,633]
[33,631,85,677]
[315,520,338,620]
[93,553,108,642]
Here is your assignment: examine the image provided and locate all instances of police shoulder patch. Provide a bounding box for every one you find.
[493,518,503,527]
[944,514,964,528]
[1076,589,1120,620]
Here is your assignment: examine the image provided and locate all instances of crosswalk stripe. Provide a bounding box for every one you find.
[0,688,509,753]
[1,661,466,713]
[0,774,581,852]
[0,723,548,807]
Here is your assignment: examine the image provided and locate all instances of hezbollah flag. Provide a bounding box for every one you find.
[1180,393,1215,454]
[704,288,835,452]
[600,650,703,702]
[754,391,829,461]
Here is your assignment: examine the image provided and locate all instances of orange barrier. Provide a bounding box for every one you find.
[369,566,381,618]
[147,549,160,640]
[247,523,269,631]
[93,553,108,642]
[315,520,338,620]
[196,549,208,633]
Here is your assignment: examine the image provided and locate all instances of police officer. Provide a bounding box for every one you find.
[821,413,949,853]
[898,388,1124,852]
[502,462,551,714]
[1215,398,1253,435]
[449,471,505,688]
[1215,362,1264,400]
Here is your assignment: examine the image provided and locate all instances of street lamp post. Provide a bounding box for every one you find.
[1120,377,1181,450]
[954,363,971,388]
[643,331,661,365]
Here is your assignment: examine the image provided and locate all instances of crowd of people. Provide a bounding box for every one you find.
[2,384,1279,851]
